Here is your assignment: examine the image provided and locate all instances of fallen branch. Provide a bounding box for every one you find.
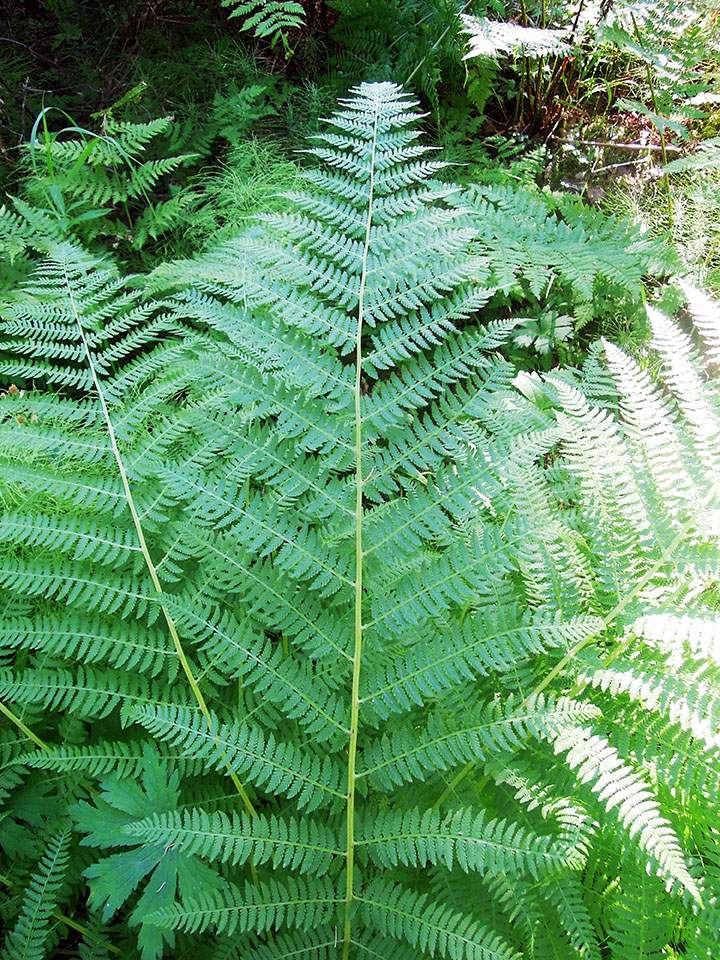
[549,134,682,153]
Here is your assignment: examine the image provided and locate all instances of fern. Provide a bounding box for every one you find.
[1,80,719,960]
[5,114,201,256]
[0,829,71,960]
[666,137,720,173]
[221,0,305,42]
[457,182,671,352]
[461,14,572,60]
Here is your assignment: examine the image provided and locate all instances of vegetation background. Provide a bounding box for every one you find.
[1,2,720,959]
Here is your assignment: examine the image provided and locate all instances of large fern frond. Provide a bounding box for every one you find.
[2,81,719,960]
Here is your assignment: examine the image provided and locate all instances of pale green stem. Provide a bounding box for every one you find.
[0,700,49,751]
[62,261,256,821]
[342,97,380,960]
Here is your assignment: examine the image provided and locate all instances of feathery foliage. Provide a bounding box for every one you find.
[0,829,71,960]
[461,14,571,60]
[1,112,201,267]
[1,80,719,960]
[221,0,305,42]
[457,182,670,353]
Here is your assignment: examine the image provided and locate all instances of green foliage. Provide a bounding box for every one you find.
[604,153,720,295]
[598,0,720,141]
[73,752,223,960]
[666,137,720,174]
[0,245,187,392]
[0,78,303,271]
[0,111,200,262]
[221,0,305,43]
[457,182,671,354]
[180,139,303,249]
[0,81,718,960]
[329,1,500,116]
[0,829,71,960]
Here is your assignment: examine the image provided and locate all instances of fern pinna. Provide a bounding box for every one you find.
[0,82,719,959]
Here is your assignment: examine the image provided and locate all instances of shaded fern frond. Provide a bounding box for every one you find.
[0,242,187,394]
[1,830,71,960]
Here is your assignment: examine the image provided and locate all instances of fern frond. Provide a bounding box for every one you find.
[221,0,304,38]
[17,739,162,778]
[359,806,582,879]
[158,469,354,598]
[148,876,338,936]
[552,724,699,898]
[19,115,199,247]
[461,15,572,60]
[357,879,520,960]
[0,242,187,393]
[0,666,173,720]
[1,830,71,960]
[170,534,352,662]
[0,557,156,619]
[76,912,113,960]
[583,659,720,748]
[164,597,348,742]
[125,808,341,875]
[3,80,719,959]
[361,608,602,719]
[359,695,600,789]
[128,703,345,811]
[607,867,676,960]
[676,280,720,366]
[0,612,174,677]
[541,875,603,960]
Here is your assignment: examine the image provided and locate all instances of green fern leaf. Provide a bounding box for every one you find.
[125,807,341,875]
[359,805,583,879]
[357,878,521,960]
[128,703,345,811]
[553,724,700,899]
[147,876,339,936]
[1,829,71,960]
